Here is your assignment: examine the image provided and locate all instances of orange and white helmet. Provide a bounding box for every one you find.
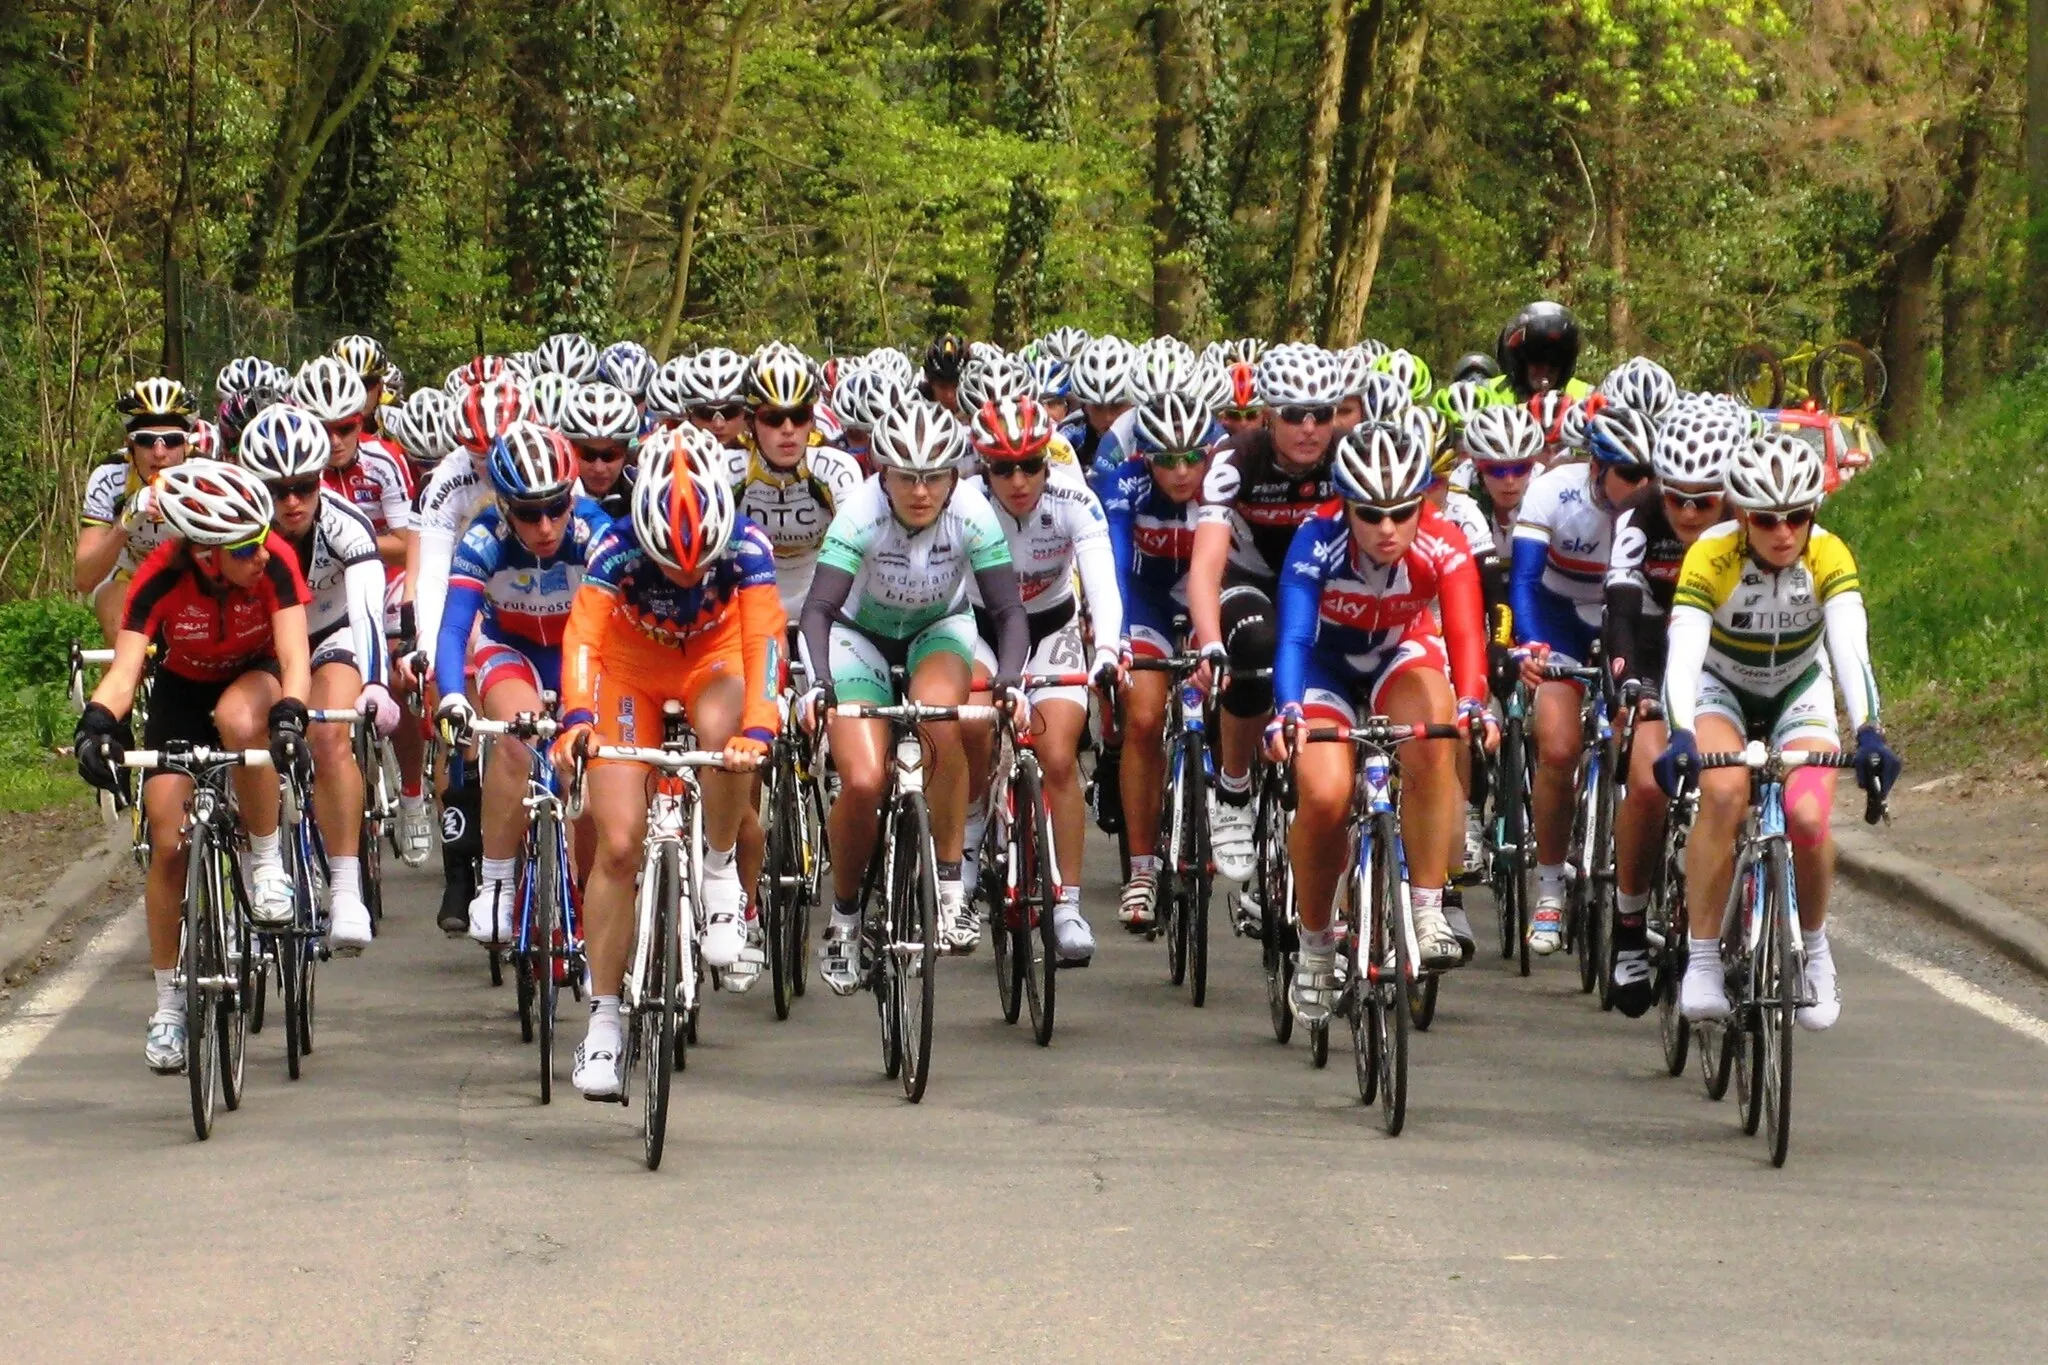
[632,442,737,573]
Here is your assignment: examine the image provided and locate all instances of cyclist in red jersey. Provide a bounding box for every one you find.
[74,460,314,1076]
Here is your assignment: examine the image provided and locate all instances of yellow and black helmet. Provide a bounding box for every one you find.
[747,341,819,409]
[330,333,388,380]
[116,376,195,431]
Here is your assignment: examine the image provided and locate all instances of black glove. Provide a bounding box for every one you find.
[74,702,130,793]
[1854,724,1901,800]
[1487,642,1517,701]
[394,601,418,655]
[268,698,311,777]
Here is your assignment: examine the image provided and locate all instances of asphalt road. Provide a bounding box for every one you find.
[5,831,2048,1364]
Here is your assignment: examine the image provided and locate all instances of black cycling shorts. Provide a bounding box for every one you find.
[141,664,279,782]
[1218,583,1276,718]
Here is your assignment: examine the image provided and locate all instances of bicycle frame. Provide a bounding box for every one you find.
[629,768,707,1023]
[1344,741,1420,991]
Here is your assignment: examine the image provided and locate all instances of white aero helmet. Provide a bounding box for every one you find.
[527,371,577,429]
[1133,390,1215,455]
[1356,338,1391,362]
[562,381,640,441]
[864,346,917,386]
[632,437,738,574]
[395,388,458,464]
[1333,345,1375,399]
[1355,369,1412,424]
[645,358,693,421]
[1726,432,1825,511]
[1070,335,1136,406]
[216,356,276,401]
[1432,379,1493,432]
[1374,347,1433,402]
[597,341,657,398]
[1460,403,1544,467]
[870,399,967,473]
[1254,343,1342,407]
[681,347,750,406]
[237,402,331,480]
[1131,342,1197,404]
[1189,360,1233,414]
[1331,420,1431,506]
[1039,325,1091,363]
[1599,356,1678,420]
[329,333,387,381]
[958,353,1034,413]
[534,332,600,380]
[1651,417,1741,491]
[291,355,368,423]
[157,458,276,545]
[967,340,1008,366]
[748,340,820,408]
[834,364,910,434]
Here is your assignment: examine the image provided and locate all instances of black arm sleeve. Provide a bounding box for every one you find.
[800,563,856,691]
[1603,582,1647,686]
[973,561,1030,686]
[1477,552,1506,624]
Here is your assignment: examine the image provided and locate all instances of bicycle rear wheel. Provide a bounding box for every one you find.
[1406,972,1439,1033]
[1014,760,1058,1046]
[218,856,249,1112]
[184,832,222,1140]
[641,842,682,1170]
[1373,814,1411,1135]
[891,792,940,1102]
[1763,841,1798,1166]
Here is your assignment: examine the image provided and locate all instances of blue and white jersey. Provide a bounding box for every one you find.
[435,496,608,698]
[1099,456,1199,612]
[1509,463,1623,638]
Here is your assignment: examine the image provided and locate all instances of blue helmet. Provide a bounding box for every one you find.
[597,341,657,399]
[486,420,577,503]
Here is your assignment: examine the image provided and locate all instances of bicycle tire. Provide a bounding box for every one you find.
[1163,741,1189,984]
[1734,862,1767,1137]
[361,805,384,937]
[1372,813,1409,1135]
[1728,342,1785,409]
[797,770,826,998]
[642,841,681,1171]
[184,830,221,1140]
[295,938,317,1059]
[987,790,1023,1026]
[893,792,939,1103]
[765,748,801,1021]
[1654,812,1691,1076]
[515,916,537,1047]
[1186,768,1211,1009]
[249,940,269,1035]
[1347,844,1376,1104]
[1807,340,1886,415]
[1407,972,1439,1032]
[219,852,250,1112]
[1257,776,1295,1045]
[1572,754,1598,995]
[1014,759,1058,1046]
[535,808,561,1105]
[1764,839,1798,1166]
[279,931,304,1081]
[873,809,903,1080]
[1593,753,1617,1010]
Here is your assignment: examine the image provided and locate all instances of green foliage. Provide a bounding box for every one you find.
[0,3,74,173]
[0,595,99,691]
[0,598,94,813]
[1827,376,2048,766]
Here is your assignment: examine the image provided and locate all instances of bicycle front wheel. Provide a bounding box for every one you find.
[764,748,800,1020]
[1013,760,1058,1046]
[1257,776,1295,1045]
[1654,812,1691,1076]
[640,841,682,1170]
[534,812,561,1105]
[1373,813,1410,1136]
[1764,840,1798,1167]
[1184,766,1211,1009]
[184,830,223,1140]
[891,793,939,1102]
[217,847,249,1112]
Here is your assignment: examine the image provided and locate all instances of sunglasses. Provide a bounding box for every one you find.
[754,405,813,429]
[1277,404,1335,426]
[1219,407,1261,422]
[131,431,188,449]
[1748,507,1815,531]
[1599,462,1651,485]
[508,495,573,525]
[1478,461,1535,479]
[1346,499,1422,526]
[221,532,268,561]
[1663,489,1723,513]
[886,469,954,488]
[985,456,1048,479]
[325,417,364,438]
[1147,448,1207,471]
[267,477,322,501]
[578,443,629,463]
[692,403,748,422]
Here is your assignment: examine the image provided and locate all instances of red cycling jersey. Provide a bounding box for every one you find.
[121,535,311,682]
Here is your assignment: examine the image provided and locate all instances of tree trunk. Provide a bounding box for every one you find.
[231,1,403,295]
[1327,0,1387,282]
[654,0,760,360]
[1277,0,1350,341]
[1942,241,1988,409]
[2028,0,2048,332]
[160,0,200,379]
[1604,110,1637,356]
[1324,2,1427,347]
[992,0,1065,345]
[1149,0,1217,336]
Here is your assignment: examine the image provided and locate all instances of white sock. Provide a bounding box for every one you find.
[1129,854,1158,880]
[1057,884,1081,909]
[154,968,181,1015]
[248,829,280,864]
[1687,935,1722,973]
[399,792,427,811]
[1537,863,1566,899]
[964,811,987,854]
[1802,927,1830,959]
[1412,884,1444,914]
[587,995,621,1048]
[1617,889,1650,919]
[1299,926,1338,956]
[830,906,861,932]
[481,856,515,887]
[329,856,360,902]
[705,843,736,873]
[1217,768,1251,799]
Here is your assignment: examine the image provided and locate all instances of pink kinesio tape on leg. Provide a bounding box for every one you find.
[1785,765,1835,849]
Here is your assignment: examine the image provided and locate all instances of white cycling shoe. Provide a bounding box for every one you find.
[1463,809,1486,876]
[1797,948,1841,1031]
[467,878,511,944]
[1528,894,1566,956]
[396,797,435,867]
[1413,903,1463,972]
[572,1036,622,1101]
[144,1010,187,1074]
[1208,792,1256,882]
[939,880,979,953]
[1053,903,1095,966]
[819,919,861,996]
[1679,964,1733,1022]
[701,863,746,970]
[1290,949,1340,1028]
[328,892,373,955]
[248,859,295,929]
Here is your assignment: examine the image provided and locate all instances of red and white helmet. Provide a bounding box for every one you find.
[156,459,275,545]
[459,375,535,453]
[969,396,1053,461]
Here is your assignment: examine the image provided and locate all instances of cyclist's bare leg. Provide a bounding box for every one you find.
[1287,721,1352,934]
[737,779,764,911]
[1383,668,1458,892]
[1035,697,1088,886]
[479,675,543,862]
[92,579,125,647]
[1218,708,1263,786]
[1531,680,1582,866]
[215,671,282,841]
[1119,672,1169,857]
[1785,736,1839,931]
[580,761,650,996]
[1681,712,1748,941]
[308,660,364,859]
[909,652,971,861]
[825,714,888,904]
[1615,715,1668,899]
[143,774,194,970]
[684,674,747,855]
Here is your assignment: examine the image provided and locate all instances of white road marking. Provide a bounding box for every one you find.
[1844,929,2048,1048]
[0,903,144,1087]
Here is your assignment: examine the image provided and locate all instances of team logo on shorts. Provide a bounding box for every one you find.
[441,806,466,843]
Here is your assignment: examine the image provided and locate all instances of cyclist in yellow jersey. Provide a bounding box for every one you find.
[1653,433,1899,1031]
[76,378,198,642]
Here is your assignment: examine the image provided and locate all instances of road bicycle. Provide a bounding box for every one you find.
[1250,752,1301,1050]
[114,744,265,1140]
[1539,650,1612,996]
[1684,742,1876,1167]
[979,671,1089,1047]
[759,685,828,1022]
[306,706,390,940]
[471,712,585,1104]
[831,692,1000,1103]
[1651,782,1700,1078]
[1127,652,1214,1008]
[1485,678,1537,976]
[1726,340,1887,415]
[572,702,745,1169]
[1301,718,1462,1137]
[72,639,155,870]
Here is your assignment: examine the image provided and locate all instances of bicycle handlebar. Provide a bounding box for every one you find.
[1303,721,1464,746]
[121,747,273,771]
[1127,655,1204,675]
[468,713,560,741]
[1683,744,1887,825]
[831,702,1002,724]
[305,707,364,727]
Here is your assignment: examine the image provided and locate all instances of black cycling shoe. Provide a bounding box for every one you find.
[1090,750,1124,836]
[1444,887,1477,966]
[1610,915,1655,1018]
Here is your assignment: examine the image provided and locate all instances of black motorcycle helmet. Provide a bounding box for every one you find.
[1495,302,1580,400]
[923,333,967,386]
[1450,352,1501,385]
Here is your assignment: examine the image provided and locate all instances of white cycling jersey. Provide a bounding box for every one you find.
[963,475,1123,648]
[1438,490,1496,561]
[288,490,388,687]
[80,459,177,577]
[1511,462,1622,618]
[733,445,864,614]
[814,477,1011,639]
[412,450,494,676]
